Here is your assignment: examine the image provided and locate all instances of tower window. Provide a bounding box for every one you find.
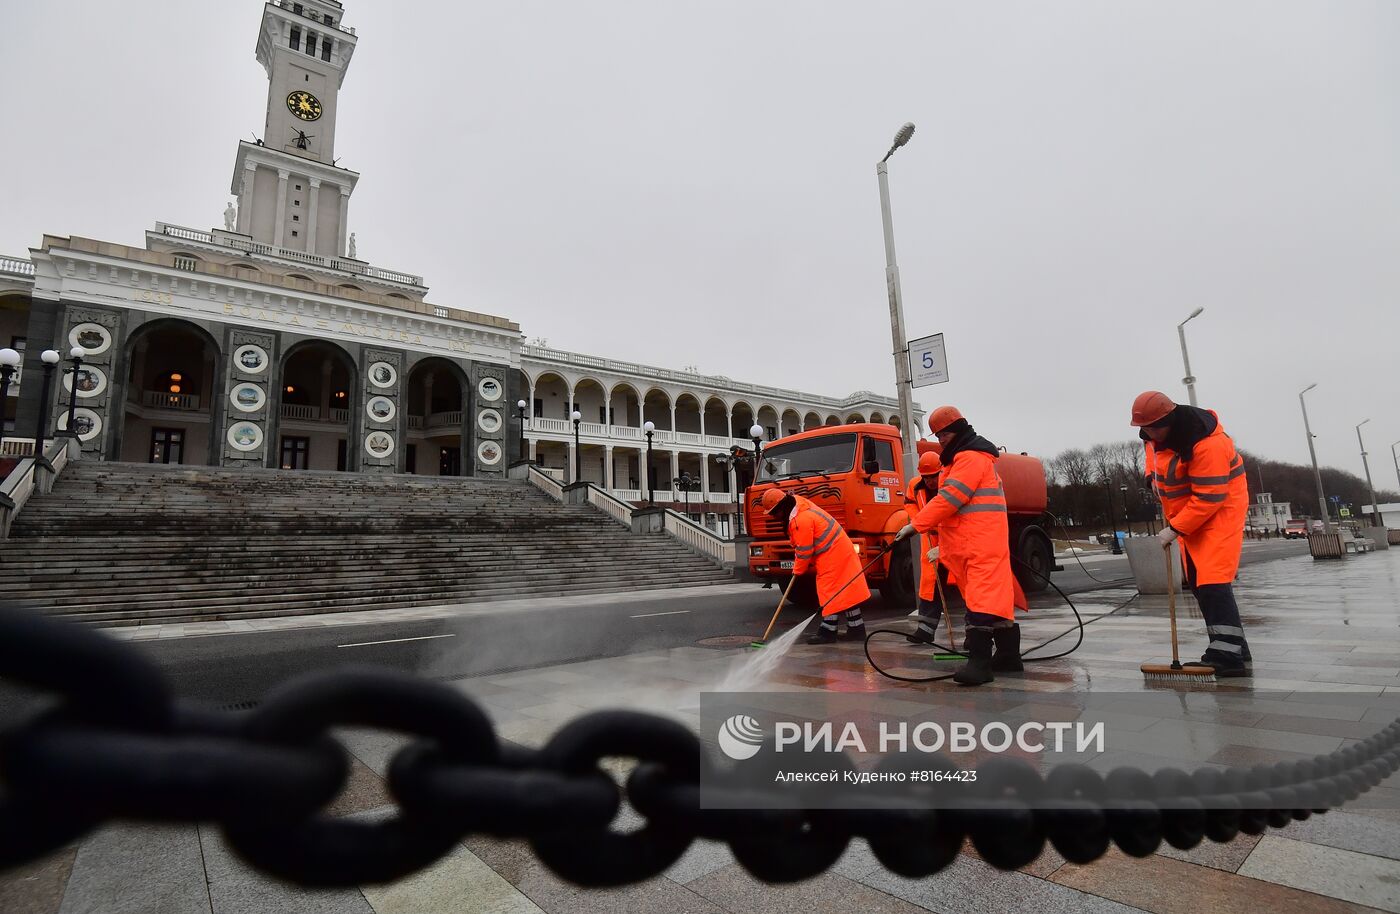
[292,214,299,222]
[294,184,302,191]
[305,32,317,56]
[321,39,332,61]
[293,199,301,206]
[291,230,299,237]
[289,27,301,51]
[293,3,303,13]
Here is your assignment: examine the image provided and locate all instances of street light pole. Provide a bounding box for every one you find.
[33,350,61,458]
[1120,483,1131,537]
[643,421,655,506]
[876,122,920,480]
[1391,440,1400,495]
[570,409,582,484]
[1299,384,1330,532]
[1177,307,1204,407]
[516,399,529,465]
[1356,419,1381,528]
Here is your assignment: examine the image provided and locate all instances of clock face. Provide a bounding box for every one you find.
[286,91,323,121]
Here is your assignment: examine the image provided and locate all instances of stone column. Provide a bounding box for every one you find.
[605,445,614,490]
[237,165,257,235]
[273,169,290,248]
[338,186,351,256]
[319,359,332,419]
[669,404,677,433]
[700,455,710,502]
[670,451,679,499]
[306,178,321,253]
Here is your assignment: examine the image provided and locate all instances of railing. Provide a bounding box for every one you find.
[329,408,349,423]
[142,391,201,411]
[424,411,463,429]
[407,416,422,430]
[579,421,607,437]
[530,417,571,434]
[586,487,634,529]
[0,255,35,278]
[612,488,643,502]
[1,438,36,457]
[612,426,642,441]
[156,223,423,287]
[280,403,319,420]
[663,508,736,567]
[674,432,703,445]
[0,437,76,539]
[526,465,564,502]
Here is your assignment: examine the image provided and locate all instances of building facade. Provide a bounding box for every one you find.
[0,0,918,528]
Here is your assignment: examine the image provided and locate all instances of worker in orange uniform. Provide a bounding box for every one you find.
[1131,391,1251,677]
[904,450,946,644]
[758,488,872,643]
[895,406,1019,685]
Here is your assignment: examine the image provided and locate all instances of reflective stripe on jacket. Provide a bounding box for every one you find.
[789,494,871,616]
[1151,411,1248,585]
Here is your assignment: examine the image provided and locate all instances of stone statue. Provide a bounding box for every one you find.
[223,200,237,232]
[348,232,357,259]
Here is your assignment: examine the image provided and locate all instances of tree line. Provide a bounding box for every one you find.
[1041,442,1399,534]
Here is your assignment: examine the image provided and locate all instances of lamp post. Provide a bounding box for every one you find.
[570,409,582,483]
[1391,440,1400,494]
[1103,475,1121,554]
[61,346,84,439]
[0,348,20,440]
[33,350,61,458]
[876,121,921,479]
[675,471,695,519]
[516,399,528,465]
[643,420,655,506]
[1120,483,1131,537]
[1177,307,1204,407]
[749,423,765,477]
[1356,419,1381,528]
[1298,384,1330,532]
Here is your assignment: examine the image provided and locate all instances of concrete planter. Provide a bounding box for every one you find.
[1308,533,1344,559]
[1123,537,1184,594]
[1364,527,1391,551]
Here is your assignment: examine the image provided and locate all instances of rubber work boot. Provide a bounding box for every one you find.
[806,625,838,645]
[990,624,1023,672]
[906,628,937,645]
[1182,651,1249,678]
[838,626,867,642]
[953,629,995,686]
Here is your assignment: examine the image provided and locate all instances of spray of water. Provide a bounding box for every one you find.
[715,612,817,692]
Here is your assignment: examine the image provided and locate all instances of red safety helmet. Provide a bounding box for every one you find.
[1130,391,1175,427]
[917,451,942,475]
[927,405,964,435]
[758,488,789,515]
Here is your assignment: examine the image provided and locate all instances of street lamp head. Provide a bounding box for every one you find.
[1358,418,1371,430]
[570,410,581,423]
[69,346,85,360]
[1186,307,1204,321]
[749,423,764,440]
[1300,383,1317,396]
[0,348,19,368]
[643,420,654,434]
[892,122,915,148]
[40,349,60,365]
[516,399,527,411]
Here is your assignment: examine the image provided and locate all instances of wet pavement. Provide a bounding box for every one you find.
[6,548,1400,913]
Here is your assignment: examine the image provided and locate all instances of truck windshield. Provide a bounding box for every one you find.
[755,433,857,482]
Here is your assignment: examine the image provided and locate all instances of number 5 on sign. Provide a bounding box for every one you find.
[908,333,949,388]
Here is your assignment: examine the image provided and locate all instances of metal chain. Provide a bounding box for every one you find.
[1,605,1398,887]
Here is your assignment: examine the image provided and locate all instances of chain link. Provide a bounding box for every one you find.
[1,605,1398,887]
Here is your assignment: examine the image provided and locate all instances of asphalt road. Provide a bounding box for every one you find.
[6,539,1309,712]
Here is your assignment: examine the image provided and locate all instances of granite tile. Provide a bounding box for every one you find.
[863,850,1145,914]
[689,864,932,914]
[1278,811,1400,862]
[1238,835,1400,912]
[1154,833,1261,872]
[0,846,76,914]
[359,843,543,914]
[58,824,210,914]
[198,824,374,914]
[325,755,392,817]
[1055,842,1383,914]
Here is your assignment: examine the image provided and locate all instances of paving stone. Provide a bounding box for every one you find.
[1277,811,1400,862]
[1054,845,1382,914]
[197,824,374,914]
[360,843,543,914]
[325,755,393,817]
[1154,833,1261,872]
[688,864,931,914]
[58,824,210,914]
[862,851,1146,914]
[0,846,76,914]
[1238,835,1400,912]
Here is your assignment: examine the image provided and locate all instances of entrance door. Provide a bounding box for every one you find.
[150,428,184,464]
[439,446,461,476]
[280,436,310,470]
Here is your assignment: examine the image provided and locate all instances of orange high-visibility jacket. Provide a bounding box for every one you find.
[906,475,942,602]
[910,449,1016,620]
[1152,411,1248,585]
[788,494,871,617]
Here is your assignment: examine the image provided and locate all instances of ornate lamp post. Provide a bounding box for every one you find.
[643,420,655,506]
[33,350,61,458]
[516,399,528,465]
[674,471,696,518]
[570,409,582,483]
[1119,483,1131,537]
[61,346,84,439]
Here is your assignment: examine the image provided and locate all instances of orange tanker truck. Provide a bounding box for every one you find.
[744,423,1056,607]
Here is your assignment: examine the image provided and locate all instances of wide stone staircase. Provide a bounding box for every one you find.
[2,462,733,627]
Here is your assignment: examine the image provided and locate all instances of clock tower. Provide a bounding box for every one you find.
[230,0,361,257]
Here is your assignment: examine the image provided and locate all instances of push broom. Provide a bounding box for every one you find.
[1141,544,1214,682]
[749,574,798,649]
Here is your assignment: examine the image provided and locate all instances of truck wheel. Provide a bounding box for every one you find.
[786,575,819,610]
[1016,530,1053,593]
[880,539,917,609]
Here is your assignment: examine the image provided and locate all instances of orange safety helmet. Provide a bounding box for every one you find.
[917,451,942,476]
[927,405,964,435]
[758,488,789,515]
[1130,391,1176,427]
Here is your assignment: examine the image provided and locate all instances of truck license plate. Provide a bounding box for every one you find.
[779,561,794,570]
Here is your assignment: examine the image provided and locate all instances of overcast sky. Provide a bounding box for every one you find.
[2,1,1397,478]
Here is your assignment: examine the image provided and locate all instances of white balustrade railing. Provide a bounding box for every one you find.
[674,432,703,445]
[663,509,736,567]
[280,403,319,420]
[0,255,35,277]
[530,417,571,434]
[157,223,422,286]
[612,488,643,502]
[527,465,564,501]
[586,487,634,528]
[329,408,350,423]
[1,438,37,456]
[425,410,463,428]
[579,421,607,437]
[407,416,423,429]
[143,391,201,411]
[612,426,642,440]
[704,435,731,448]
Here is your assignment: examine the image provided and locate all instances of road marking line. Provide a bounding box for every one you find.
[630,610,692,619]
[337,634,457,648]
